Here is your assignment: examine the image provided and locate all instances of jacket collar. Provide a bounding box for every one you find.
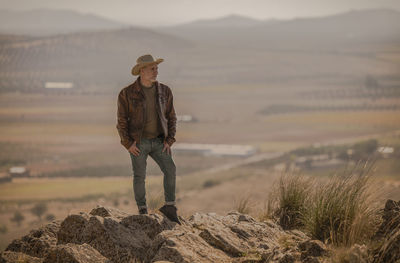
[131,76,160,98]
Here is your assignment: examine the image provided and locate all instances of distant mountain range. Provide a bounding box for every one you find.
[174,14,278,28]
[159,8,400,48]
[0,9,128,36]
[0,8,399,93]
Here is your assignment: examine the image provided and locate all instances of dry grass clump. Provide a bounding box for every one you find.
[329,245,369,263]
[266,171,313,229]
[267,161,382,247]
[234,194,253,214]
[147,193,164,212]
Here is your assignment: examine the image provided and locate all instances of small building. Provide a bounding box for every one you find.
[177,115,198,122]
[44,82,75,94]
[9,166,30,178]
[378,146,394,158]
[44,82,74,89]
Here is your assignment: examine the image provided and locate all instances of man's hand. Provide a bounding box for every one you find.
[162,142,172,155]
[128,142,141,156]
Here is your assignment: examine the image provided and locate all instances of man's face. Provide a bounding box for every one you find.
[140,64,158,82]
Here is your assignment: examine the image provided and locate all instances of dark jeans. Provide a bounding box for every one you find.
[129,135,176,209]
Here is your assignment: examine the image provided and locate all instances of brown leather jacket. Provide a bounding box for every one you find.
[116,76,177,150]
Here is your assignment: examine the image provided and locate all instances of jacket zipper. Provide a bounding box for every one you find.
[155,84,166,144]
[138,90,146,145]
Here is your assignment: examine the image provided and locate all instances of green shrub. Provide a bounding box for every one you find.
[30,202,48,220]
[202,179,220,188]
[10,211,25,226]
[0,224,7,234]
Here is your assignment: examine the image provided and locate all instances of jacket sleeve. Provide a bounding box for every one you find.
[116,89,134,150]
[165,87,177,147]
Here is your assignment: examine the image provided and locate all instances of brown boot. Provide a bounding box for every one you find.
[139,207,148,215]
[159,205,181,225]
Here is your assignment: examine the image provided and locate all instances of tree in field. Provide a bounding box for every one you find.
[365,74,380,98]
[0,224,7,234]
[10,211,25,226]
[30,203,48,220]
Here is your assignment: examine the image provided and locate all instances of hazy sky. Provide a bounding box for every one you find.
[1,0,400,26]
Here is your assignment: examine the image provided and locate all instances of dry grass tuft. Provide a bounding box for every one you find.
[234,194,253,214]
[267,161,382,247]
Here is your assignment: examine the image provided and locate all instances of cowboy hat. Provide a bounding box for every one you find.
[131,54,164,76]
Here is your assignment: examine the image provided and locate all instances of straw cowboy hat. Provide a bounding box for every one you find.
[131,54,164,76]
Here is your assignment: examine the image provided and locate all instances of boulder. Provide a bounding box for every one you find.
[0,251,42,263]
[299,239,328,259]
[43,243,108,263]
[373,199,400,263]
[375,199,400,239]
[188,211,286,258]
[148,229,232,263]
[2,206,329,263]
[57,212,90,245]
[58,213,154,262]
[89,205,129,221]
[5,220,61,258]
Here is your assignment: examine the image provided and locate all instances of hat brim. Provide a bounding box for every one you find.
[131,58,164,76]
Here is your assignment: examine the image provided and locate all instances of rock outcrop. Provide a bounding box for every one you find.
[1,206,329,263]
[372,199,400,263]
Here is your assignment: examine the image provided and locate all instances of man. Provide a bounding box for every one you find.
[116,54,180,224]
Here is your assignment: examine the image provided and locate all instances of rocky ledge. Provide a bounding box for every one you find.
[1,206,329,263]
[2,200,400,263]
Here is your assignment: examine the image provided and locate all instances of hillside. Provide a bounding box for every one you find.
[0,8,399,93]
[0,9,127,36]
[0,27,193,93]
[160,8,400,48]
[176,14,266,28]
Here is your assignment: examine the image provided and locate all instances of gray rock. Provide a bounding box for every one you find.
[79,215,147,262]
[89,205,129,221]
[278,253,296,263]
[373,199,400,263]
[189,212,248,256]
[299,239,328,259]
[0,251,43,263]
[57,212,90,244]
[375,199,400,239]
[5,220,61,258]
[148,229,232,263]
[188,212,285,258]
[1,206,329,263]
[120,213,175,239]
[302,256,322,263]
[43,243,108,263]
